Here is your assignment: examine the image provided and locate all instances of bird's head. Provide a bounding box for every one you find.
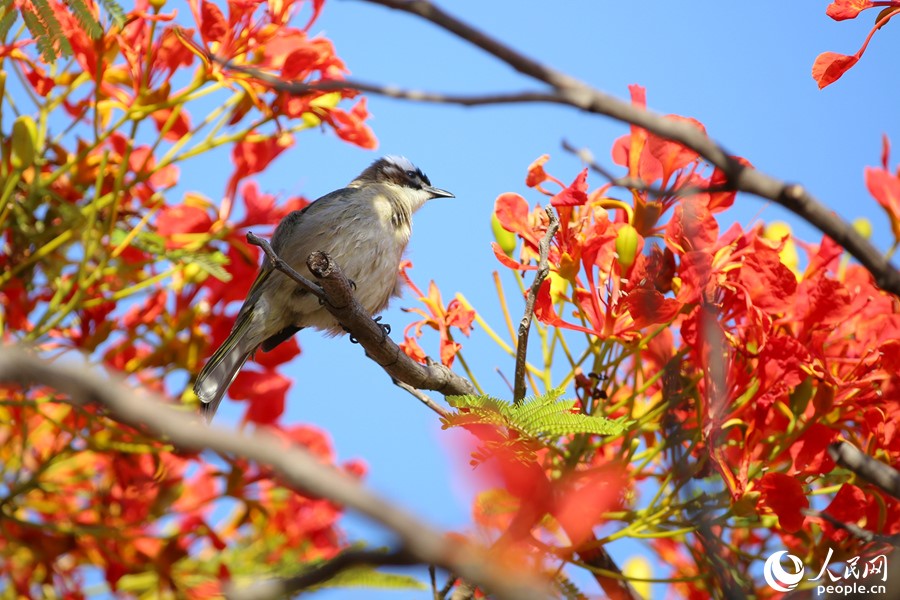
[352,156,454,204]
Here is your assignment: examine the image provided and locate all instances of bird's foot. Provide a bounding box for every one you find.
[373,315,391,341]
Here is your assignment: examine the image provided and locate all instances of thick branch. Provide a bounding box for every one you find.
[513,207,558,404]
[829,441,900,500]
[0,350,549,600]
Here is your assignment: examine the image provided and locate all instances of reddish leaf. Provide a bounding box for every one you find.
[826,0,874,20]
[812,51,860,89]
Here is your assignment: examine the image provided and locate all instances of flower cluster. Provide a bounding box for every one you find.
[477,85,900,595]
[0,1,374,596]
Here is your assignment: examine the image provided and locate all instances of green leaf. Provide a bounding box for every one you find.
[64,0,103,39]
[444,389,629,440]
[31,0,73,58]
[98,0,125,29]
[187,250,232,283]
[21,9,56,63]
[317,568,427,590]
[0,1,18,40]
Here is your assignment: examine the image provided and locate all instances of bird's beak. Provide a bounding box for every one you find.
[425,185,454,199]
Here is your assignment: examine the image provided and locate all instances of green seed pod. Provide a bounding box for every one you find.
[491,212,517,256]
[11,115,38,169]
[615,223,640,270]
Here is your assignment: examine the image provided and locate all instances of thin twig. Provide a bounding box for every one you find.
[561,139,733,200]
[393,378,451,419]
[513,207,559,404]
[829,441,900,500]
[0,350,551,600]
[802,509,900,546]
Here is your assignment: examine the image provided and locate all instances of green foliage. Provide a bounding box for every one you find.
[444,389,629,440]
[3,0,125,63]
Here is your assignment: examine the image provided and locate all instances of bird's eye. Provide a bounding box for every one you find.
[405,170,417,179]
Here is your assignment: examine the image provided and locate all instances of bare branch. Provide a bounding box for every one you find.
[393,378,451,419]
[0,350,551,600]
[829,441,900,500]
[228,548,418,600]
[561,139,733,200]
[513,207,559,404]
[802,509,900,546]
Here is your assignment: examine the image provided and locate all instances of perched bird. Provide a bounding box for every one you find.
[194,156,453,421]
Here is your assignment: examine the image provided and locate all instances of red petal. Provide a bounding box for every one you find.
[758,473,809,533]
[230,370,289,424]
[550,168,589,207]
[623,288,681,329]
[788,424,837,475]
[526,154,551,187]
[200,1,228,43]
[826,0,874,20]
[156,205,211,237]
[812,51,860,89]
[254,337,301,368]
[824,483,866,524]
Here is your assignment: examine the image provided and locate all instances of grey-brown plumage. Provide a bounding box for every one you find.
[193,156,453,421]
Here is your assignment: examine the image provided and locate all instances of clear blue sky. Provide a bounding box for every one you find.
[180,1,900,597]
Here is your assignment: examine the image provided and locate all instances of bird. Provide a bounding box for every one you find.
[193,155,453,421]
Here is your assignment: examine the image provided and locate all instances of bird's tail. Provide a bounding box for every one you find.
[194,312,256,422]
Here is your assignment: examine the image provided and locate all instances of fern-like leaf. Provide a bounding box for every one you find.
[64,0,102,39]
[445,390,629,441]
[0,5,17,40]
[30,0,73,58]
[21,9,56,63]
[98,0,125,29]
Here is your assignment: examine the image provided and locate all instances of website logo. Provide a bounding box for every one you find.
[764,551,804,592]
[762,548,888,595]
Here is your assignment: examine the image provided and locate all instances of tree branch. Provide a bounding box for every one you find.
[829,441,900,500]
[513,207,558,404]
[0,350,550,600]
[342,0,900,298]
[228,548,418,600]
[245,235,476,399]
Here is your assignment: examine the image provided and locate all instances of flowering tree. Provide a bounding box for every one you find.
[2,0,900,599]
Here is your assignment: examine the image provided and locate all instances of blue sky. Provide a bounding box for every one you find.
[178,1,900,597]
